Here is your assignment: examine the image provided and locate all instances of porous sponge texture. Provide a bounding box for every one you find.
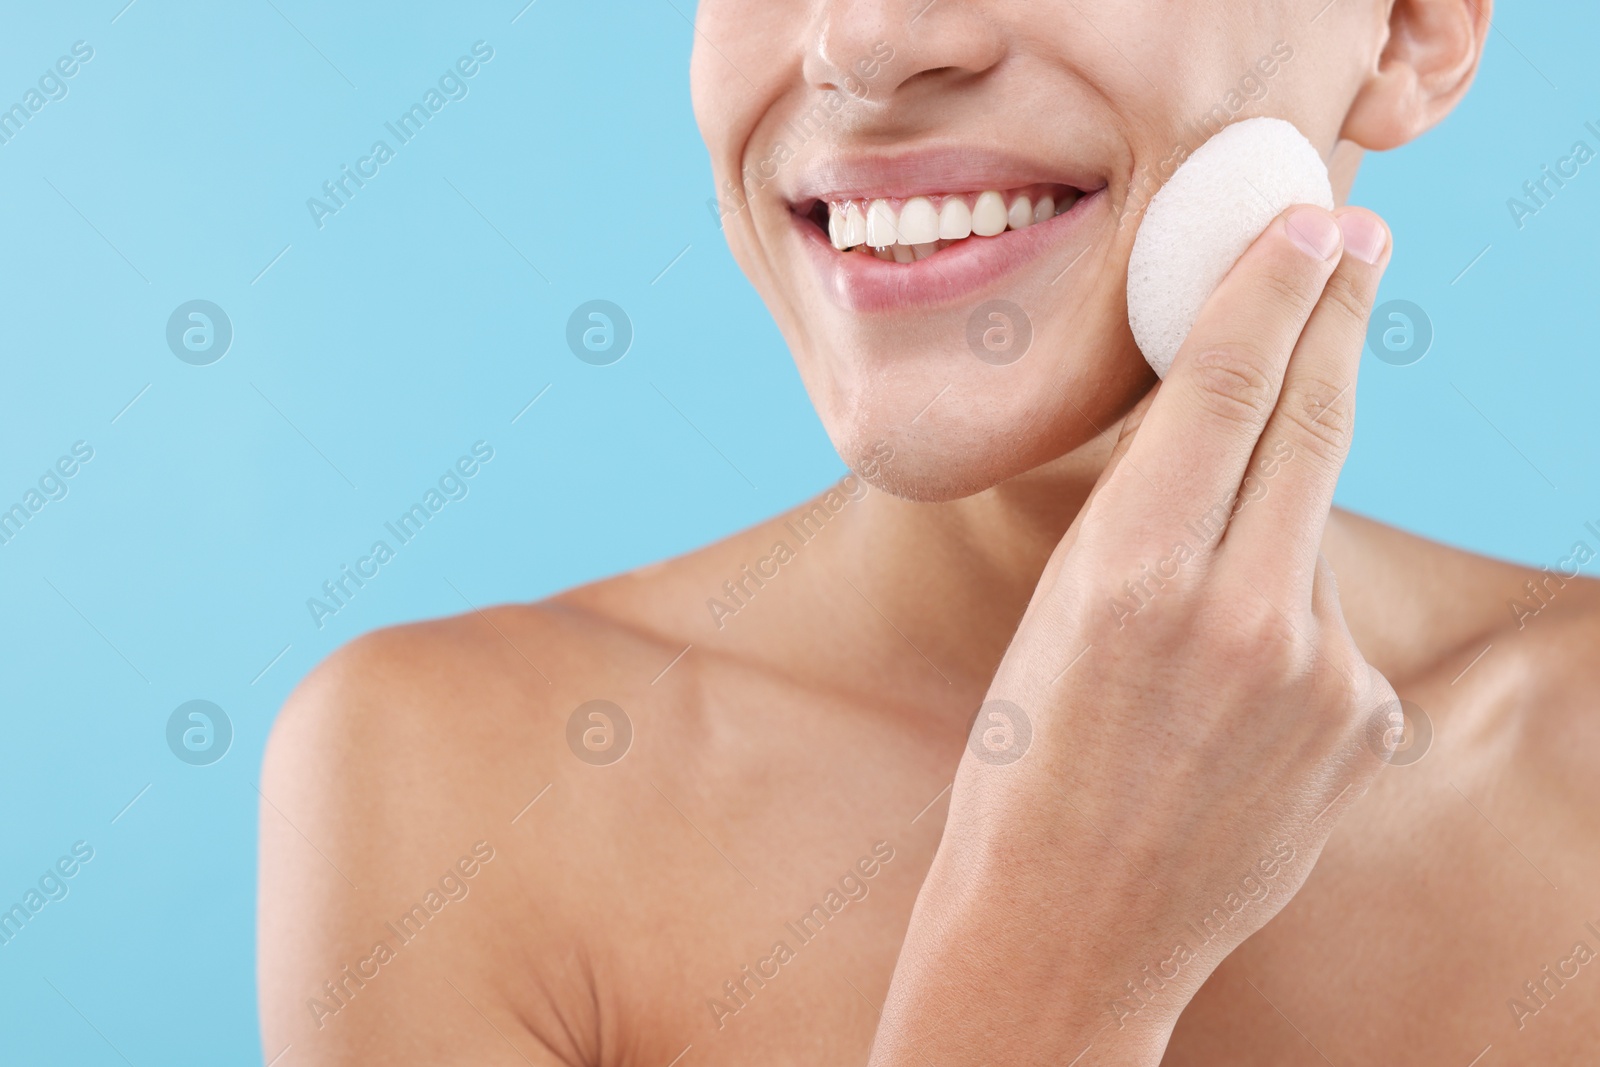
[1127,117,1334,378]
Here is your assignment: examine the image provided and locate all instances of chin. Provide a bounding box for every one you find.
[844,435,1048,504]
[827,331,1152,504]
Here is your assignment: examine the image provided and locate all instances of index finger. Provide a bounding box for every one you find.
[1217,207,1390,600]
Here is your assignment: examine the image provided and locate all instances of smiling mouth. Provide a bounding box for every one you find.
[799,184,1084,262]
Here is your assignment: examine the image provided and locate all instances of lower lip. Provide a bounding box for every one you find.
[794,190,1103,313]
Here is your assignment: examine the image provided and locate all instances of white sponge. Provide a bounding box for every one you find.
[1127,117,1333,378]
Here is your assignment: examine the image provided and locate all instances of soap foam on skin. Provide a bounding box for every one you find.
[1127,117,1335,378]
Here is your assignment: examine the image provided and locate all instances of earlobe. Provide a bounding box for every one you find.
[1340,0,1491,152]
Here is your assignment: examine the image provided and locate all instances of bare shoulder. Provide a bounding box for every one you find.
[1485,564,1600,806]
[257,589,689,1063]
[258,516,771,826]
[263,591,659,778]
[1332,510,1600,798]
[261,592,666,836]
[253,491,871,1061]
[1444,530,1600,781]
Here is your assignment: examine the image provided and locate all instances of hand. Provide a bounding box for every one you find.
[870,205,1396,1066]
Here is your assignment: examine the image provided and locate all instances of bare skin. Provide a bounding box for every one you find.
[258,497,1600,1064]
[261,0,1600,1062]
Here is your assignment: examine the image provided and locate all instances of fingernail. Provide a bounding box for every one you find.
[1338,212,1388,265]
[1285,207,1341,260]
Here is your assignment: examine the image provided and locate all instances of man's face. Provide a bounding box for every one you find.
[691,0,1379,500]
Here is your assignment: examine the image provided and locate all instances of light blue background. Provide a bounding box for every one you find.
[0,1,1593,1062]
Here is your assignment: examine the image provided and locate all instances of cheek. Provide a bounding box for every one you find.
[689,0,801,157]
[689,60,739,185]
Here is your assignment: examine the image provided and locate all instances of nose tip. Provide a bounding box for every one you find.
[804,10,900,99]
[802,1,1004,102]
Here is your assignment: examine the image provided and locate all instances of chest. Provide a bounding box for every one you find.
[605,771,1595,1066]
[1160,764,1600,1065]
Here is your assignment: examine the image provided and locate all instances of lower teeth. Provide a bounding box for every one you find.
[866,240,950,260]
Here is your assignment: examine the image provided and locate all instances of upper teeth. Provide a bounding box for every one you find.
[826,187,1077,253]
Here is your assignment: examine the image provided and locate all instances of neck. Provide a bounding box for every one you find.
[791,429,1506,716]
[811,426,1117,705]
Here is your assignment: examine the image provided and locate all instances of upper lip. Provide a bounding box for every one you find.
[786,144,1104,205]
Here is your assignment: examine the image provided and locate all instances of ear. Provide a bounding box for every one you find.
[1341,0,1492,151]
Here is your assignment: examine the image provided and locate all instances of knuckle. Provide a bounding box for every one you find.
[1203,599,1303,670]
[1258,263,1320,309]
[1186,346,1277,427]
[1321,266,1378,326]
[1311,551,1342,604]
[1325,648,1369,700]
[1281,375,1356,460]
[1303,633,1359,690]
